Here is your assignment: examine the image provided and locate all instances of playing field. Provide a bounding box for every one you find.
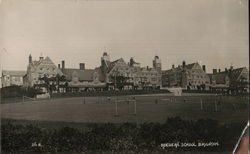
[1,93,248,123]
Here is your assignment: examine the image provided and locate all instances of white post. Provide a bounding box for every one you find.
[200,98,203,111]
[134,100,137,116]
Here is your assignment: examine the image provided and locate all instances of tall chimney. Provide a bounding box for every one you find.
[218,69,221,73]
[213,69,217,74]
[202,65,206,72]
[79,63,85,70]
[58,64,60,69]
[182,61,186,67]
[29,54,32,63]
[62,60,65,69]
[39,53,44,61]
[172,64,175,69]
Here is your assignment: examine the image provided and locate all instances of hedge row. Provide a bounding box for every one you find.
[1,86,43,98]
[1,117,244,153]
[51,89,170,98]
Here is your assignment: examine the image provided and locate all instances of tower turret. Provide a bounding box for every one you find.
[101,52,110,73]
[153,55,161,72]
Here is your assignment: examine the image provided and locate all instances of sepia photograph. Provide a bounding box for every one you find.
[0,0,249,153]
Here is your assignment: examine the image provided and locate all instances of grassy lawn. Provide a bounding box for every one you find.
[1,93,248,124]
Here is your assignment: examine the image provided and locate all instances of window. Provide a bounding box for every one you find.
[15,77,20,82]
[151,78,156,81]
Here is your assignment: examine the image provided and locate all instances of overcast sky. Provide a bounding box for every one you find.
[0,0,248,73]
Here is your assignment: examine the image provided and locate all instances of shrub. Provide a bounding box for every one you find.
[1,86,43,98]
[1,118,245,153]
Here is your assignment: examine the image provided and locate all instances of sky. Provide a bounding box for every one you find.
[0,0,249,73]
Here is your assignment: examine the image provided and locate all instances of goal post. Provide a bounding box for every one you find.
[114,98,137,117]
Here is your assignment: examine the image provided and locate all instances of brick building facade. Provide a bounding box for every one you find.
[23,54,63,90]
[162,61,210,90]
[1,70,26,87]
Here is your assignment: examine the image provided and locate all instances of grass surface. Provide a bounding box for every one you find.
[1,93,248,124]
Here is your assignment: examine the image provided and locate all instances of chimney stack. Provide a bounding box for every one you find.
[58,64,60,69]
[213,69,217,74]
[39,53,44,61]
[62,60,65,69]
[218,69,221,73]
[79,63,85,70]
[182,61,186,67]
[29,54,32,63]
[202,65,206,72]
[172,64,175,69]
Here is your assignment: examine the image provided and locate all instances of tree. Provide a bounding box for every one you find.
[110,75,128,90]
[38,74,67,94]
[38,74,50,93]
[55,74,67,93]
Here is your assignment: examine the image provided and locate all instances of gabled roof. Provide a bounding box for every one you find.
[108,58,126,73]
[61,68,95,81]
[229,67,247,81]
[212,73,228,84]
[185,63,197,69]
[31,57,54,67]
[162,62,198,74]
[2,70,26,76]
[218,67,248,82]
